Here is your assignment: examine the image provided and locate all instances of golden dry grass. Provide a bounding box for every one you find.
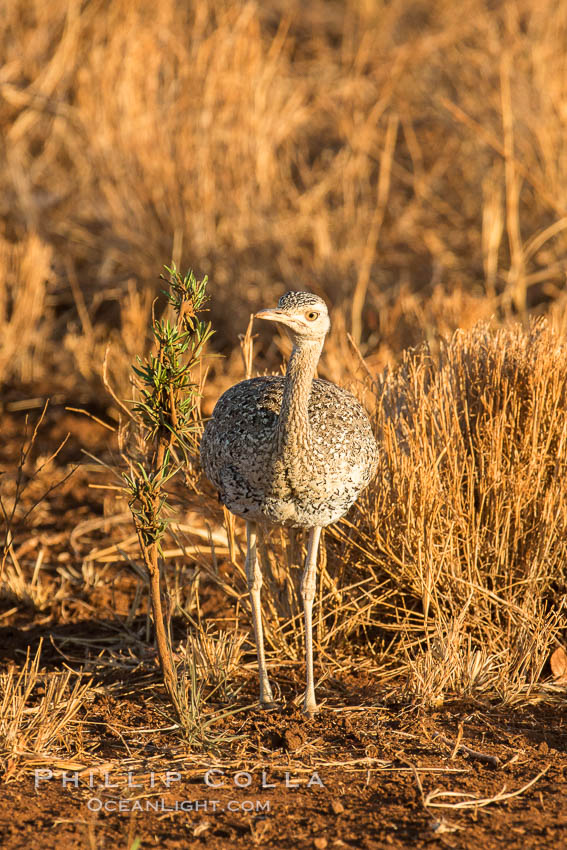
[340,319,567,704]
[2,0,567,389]
[0,642,92,773]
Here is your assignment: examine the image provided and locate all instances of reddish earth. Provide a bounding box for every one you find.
[1,699,566,850]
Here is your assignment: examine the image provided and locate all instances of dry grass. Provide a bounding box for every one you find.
[1,0,567,782]
[337,319,567,703]
[185,627,246,690]
[0,642,92,773]
[2,0,567,391]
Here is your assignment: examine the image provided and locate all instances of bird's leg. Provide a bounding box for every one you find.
[301,526,322,717]
[245,521,275,707]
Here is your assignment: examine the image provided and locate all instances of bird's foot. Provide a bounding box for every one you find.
[302,699,319,719]
[259,699,279,711]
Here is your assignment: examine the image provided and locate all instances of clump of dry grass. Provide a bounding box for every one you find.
[0,642,92,774]
[0,552,55,611]
[185,626,246,693]
[336,319,567,703]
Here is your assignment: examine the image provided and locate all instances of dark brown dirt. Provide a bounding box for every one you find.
[1,699,567,850]
[1,400,567,850]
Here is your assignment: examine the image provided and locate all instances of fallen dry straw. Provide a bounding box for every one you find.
[423,765,550,811]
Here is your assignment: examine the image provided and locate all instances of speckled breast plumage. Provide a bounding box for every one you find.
[200,376,377,528]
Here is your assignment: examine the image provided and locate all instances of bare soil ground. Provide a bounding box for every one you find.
[2,701,567,850]
[1,399,566,850]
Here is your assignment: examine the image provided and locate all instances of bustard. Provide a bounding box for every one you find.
[200,292,377,716]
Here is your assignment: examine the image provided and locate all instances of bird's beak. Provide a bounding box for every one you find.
[255,308,289,325]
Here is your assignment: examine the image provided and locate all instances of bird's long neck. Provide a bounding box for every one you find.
[276,337,324,459]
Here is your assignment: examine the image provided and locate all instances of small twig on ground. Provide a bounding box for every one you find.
[434,732,502,767]
[424,765,550,810]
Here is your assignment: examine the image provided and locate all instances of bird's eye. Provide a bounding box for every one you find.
[305,311,319,321]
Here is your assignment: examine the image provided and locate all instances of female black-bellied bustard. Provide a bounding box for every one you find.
[200,292,377,716]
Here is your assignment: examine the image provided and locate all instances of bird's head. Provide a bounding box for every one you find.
[255,292,330,343]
